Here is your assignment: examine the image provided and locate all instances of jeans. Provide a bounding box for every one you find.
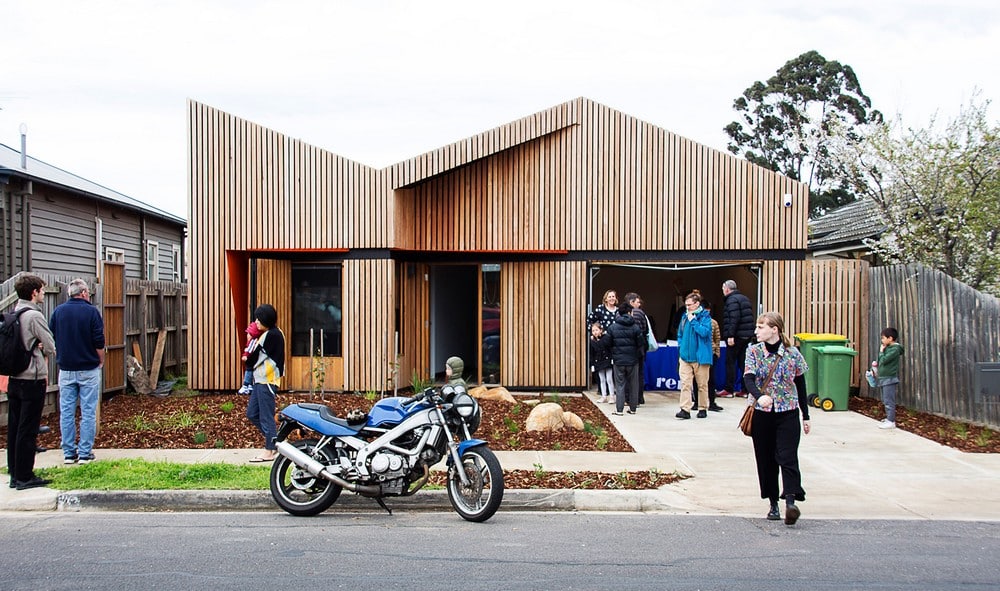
[59,368,102,458]
[879,377,899,422]
[246,383,278,450]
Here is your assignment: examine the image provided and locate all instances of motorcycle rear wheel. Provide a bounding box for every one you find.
[269,439,343,517]
[446,446,504,522]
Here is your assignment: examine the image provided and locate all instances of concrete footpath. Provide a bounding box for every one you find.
[3,390,1000,519]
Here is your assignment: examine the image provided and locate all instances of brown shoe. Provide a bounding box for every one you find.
[784,504,801,525]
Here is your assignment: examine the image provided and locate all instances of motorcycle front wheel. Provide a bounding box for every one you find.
[269,439,343,517]
[446,446,504,522]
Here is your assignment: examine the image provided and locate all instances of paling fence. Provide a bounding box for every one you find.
[867,263,1000,429]
[0,271,187,425]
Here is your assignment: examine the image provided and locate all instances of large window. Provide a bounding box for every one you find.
[291,265,342,357]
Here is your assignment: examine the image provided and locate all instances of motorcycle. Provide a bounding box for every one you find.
[269,384,504,522]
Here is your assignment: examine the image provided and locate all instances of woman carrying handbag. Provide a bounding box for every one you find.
[743,312,811,525]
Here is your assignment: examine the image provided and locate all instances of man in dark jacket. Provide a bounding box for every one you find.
[50,278,105,465]
[606,305,646,415]
[721,279,754,397]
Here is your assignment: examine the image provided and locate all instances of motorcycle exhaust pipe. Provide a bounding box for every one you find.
[275,440,381,496]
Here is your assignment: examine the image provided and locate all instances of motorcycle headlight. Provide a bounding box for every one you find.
[453,392,478,418]
[441,385,455,401]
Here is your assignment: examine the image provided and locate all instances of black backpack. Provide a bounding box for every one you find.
[0,308,35,376]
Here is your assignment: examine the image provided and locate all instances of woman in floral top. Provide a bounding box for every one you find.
[744,311,811,525]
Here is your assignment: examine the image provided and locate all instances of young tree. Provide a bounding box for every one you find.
[725,50,882,216]
[835,96,1000,296]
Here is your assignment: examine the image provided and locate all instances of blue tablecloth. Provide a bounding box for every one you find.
[643,342,741,391]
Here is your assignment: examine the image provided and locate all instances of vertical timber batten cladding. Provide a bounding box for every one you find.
[189,97,864,392]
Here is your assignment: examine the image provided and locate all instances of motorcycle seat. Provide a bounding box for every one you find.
[297,403,358,429]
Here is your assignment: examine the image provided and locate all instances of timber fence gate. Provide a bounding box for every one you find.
[868,263,1000,429]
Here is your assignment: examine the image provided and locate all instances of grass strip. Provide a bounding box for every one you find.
[33,459,270,491]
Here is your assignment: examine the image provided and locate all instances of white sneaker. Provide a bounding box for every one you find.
[597,396,607,404]
[878,421,896,429]
[608,397,616,405]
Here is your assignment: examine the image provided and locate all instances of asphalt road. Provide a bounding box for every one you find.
[1,512,998,590]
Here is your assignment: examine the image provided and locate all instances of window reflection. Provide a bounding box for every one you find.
[482,264,500,383]
[291,265,342,357]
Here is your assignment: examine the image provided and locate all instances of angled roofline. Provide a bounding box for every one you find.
[386,97,583,188]
[0,142,186,226]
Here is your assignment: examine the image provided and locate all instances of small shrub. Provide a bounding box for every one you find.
[503,416,520,433]
[951,421,968,440]
[193,431,207,444]
[533,463,546,479]
[543,393,563,405]
[511,404,523,416]
[551,442,562,451]
[129,413,154,431]
[364,390,379,402]
[214,439,226,448]
[219,401,235,413]
[507,436,520,448]
[976,428,994,447]
[162,411,203,429]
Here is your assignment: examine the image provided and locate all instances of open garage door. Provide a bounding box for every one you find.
[588,262,760,342]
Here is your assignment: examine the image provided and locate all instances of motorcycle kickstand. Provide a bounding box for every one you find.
[373,497,393,515]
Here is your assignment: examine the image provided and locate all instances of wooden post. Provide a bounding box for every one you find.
[149,329,168,389]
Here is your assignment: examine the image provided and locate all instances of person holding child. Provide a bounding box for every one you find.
[245,304,285,463]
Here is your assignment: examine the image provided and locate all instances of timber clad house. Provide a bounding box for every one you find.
[189,97,868,393]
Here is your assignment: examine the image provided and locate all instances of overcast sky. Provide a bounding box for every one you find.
[3,0,997,219]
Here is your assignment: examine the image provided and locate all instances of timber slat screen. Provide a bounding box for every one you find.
[102,262,126,394]
[870,263,1000,428]
[189,97,833,392]
[761,259,869,387]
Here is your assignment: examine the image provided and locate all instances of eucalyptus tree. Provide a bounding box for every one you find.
[725,50,882,216]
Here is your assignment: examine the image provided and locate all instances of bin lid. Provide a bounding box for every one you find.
[814,345,858,356]
[794,332,848,341]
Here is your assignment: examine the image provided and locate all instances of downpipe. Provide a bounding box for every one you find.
[275,440,381,496]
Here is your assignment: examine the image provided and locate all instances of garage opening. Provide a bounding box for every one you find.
[588,262,760,341]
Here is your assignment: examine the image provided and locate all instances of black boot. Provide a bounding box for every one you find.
[767,501,780,521]
[785,500,801,525]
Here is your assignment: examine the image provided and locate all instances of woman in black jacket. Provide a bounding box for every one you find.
[606,305,645,415]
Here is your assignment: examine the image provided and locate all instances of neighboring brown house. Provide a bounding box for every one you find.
[188,97,868,393]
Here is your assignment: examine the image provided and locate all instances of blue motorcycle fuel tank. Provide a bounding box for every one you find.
[367,397,431,428]
[280,404,360,437]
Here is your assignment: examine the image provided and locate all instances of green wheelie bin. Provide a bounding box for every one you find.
[794,333,849,399]
[814,345,858,411]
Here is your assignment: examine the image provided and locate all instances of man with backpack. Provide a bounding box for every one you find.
[50,278,105,465]
[3,274,56,490]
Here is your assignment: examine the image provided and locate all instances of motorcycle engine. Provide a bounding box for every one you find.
[369,451,406,479]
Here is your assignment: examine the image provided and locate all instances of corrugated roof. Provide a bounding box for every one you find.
[0,142,185,225]
[808,197,885,249]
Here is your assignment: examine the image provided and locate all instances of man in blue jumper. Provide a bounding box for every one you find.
[50,278,105,464]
